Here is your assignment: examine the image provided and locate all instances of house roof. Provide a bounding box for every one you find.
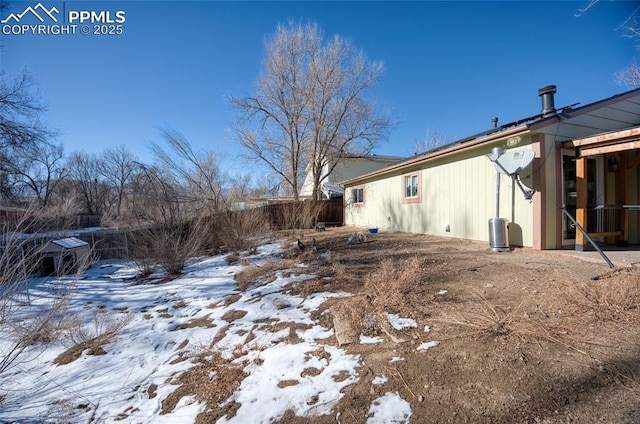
[342,87,640,186]
[338,153,406,162]
[530,87,640,141]
[562,126,640,157]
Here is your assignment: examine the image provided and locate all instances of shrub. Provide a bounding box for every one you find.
[130,216,214,277]
[0,211,90,378]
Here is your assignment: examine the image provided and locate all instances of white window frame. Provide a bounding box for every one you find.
[401,170,422,204]
[351,186,365,206]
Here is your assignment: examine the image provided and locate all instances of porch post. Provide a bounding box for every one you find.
[617,153,629,246]
[575,156,588,251]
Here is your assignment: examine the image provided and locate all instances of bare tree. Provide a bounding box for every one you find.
[149,127,227,216]
[99,145,136,218]
[230,21,392,201]
[0,70,56,202]
[0,141,67,208]
[578,1,640,38]
[134,129,270,260]
[66,152,105,215]
[0,70,53,150]
[129,162,183,225]
[128,129,227,276]
[578,1,640,87]
[413,130,450,156]
[614,63,640,88]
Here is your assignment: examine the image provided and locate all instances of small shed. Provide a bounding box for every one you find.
[40,237,90,276]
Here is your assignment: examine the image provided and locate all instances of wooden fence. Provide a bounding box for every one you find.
[265,199,343,229]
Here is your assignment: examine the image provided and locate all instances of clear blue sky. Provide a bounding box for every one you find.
[1,0,637,177]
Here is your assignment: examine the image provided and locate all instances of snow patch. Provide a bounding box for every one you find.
[384,312,417,330]
[360,335,383,344]
[372,375,388,385]
[417,341,440,351]
[366,391,412,423]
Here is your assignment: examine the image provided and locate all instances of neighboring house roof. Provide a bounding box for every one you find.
[342,86,640,186]
[320,181,344,198]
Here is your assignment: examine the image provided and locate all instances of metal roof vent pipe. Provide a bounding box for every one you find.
[491,117,498,128]
[538,85,557,117]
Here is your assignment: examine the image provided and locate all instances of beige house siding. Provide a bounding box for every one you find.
[345,89,640,250]
[345,136,536,246]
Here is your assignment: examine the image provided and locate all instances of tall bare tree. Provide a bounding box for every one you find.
[230,21,392,201]
[66,152,105,215]
[0,70,52,150]
[99,145,136,218]
[0,140,67,208]
[149,127,227,216]
[129,162,182,225]
[0,70,56,202]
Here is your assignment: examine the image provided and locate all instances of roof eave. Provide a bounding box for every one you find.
[342,125,531,186]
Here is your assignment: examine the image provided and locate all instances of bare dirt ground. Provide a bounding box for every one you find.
[264,226,640,423]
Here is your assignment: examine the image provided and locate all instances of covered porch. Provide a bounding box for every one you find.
[562,127,640,251]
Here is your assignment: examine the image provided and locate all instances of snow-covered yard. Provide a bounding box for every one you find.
[0,242,420,423]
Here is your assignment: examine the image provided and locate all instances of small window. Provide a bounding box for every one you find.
[405,174,418,198]
[402,171,422,204]
[351,187,364,204]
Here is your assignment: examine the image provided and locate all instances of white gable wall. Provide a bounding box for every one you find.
[300,156,403,198]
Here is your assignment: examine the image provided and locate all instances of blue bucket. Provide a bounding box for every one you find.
[368,228,378,234]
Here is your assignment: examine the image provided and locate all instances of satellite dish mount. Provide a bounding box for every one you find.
[490,148,536,201]
[485,147,536,252]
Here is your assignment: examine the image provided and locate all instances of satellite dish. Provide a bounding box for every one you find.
[494,149,535,175]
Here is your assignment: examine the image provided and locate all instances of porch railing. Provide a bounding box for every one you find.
[586,205,623,236]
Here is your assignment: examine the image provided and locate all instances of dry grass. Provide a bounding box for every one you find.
[173,315,216,331]
[564,266,640,319]
[331,261,361,286]
[435,289,606,366]
[291,278,333,298]
[54,312,132,365]
[326,257,429,339]
[438,290,532,338]
[364,257,427,313]
[160,348,247,423]
[331,295,377,338]
[61,311,132,347]
[224,253,241,264]
[233,261,285,291]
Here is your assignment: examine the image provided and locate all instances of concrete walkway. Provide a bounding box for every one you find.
[555,247,640,268]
